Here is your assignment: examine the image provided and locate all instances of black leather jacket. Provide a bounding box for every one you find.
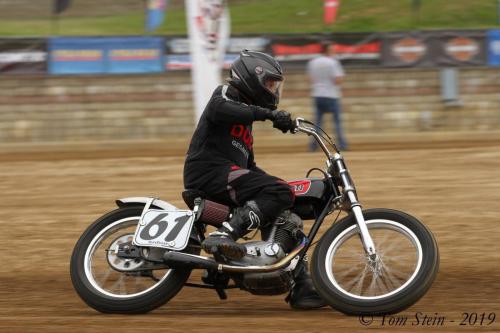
[183,84,269,194]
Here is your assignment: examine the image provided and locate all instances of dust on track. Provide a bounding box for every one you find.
[1,144,499,333]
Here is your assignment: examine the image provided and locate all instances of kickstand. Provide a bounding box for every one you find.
[215,288,227,300]
[202,268,231,300]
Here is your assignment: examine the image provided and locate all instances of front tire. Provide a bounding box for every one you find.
[311,208,439,315]
[70,206,198,314]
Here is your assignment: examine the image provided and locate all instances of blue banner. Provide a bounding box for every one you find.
[108,37,164,73]
[49,37,164,74]
[488,30,500,66]
[146,0,167,32]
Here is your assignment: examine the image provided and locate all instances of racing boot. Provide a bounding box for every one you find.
[286,260,328,310]
[202,201,263,260]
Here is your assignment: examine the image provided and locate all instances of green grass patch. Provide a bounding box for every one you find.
[0,0,499,36]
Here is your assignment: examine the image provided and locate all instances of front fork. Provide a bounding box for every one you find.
[332,153,377,259]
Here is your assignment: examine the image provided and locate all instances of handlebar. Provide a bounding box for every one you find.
[291,117,339,157]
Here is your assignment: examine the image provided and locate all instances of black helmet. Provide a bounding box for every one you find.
[229,50,284,110]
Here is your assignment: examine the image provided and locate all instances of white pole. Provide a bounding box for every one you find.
[185,0,230,123]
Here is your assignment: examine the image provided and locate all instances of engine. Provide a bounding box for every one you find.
[230,212,304,295]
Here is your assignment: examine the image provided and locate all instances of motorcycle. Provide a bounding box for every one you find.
[70,118,439,315]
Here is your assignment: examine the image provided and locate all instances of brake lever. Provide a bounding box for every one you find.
[291,118,302,134]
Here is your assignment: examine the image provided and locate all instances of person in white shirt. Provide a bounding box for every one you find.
[307,42,348,151]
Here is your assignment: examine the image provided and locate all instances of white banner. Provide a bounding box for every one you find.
[185,0,230,122]
[0,51,46,63]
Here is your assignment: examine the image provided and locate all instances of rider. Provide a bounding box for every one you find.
[183,50,326,309]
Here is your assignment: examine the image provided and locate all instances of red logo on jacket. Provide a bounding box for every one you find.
[230,125,253,150]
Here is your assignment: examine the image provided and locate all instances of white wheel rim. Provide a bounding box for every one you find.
[84,217,173,299]
[324,219,423,301]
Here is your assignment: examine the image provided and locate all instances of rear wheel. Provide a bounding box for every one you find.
[311,208,439,315]
[70,206,198,314]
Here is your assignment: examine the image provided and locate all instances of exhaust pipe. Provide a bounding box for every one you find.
[163,238,308,273]
[163,252,218,270]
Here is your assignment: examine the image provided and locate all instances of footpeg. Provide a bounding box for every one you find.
[202,235,247,260]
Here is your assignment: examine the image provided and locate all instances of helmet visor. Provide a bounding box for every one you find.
[264,78,284,97]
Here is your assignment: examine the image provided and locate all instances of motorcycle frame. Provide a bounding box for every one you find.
[293,118,377,259]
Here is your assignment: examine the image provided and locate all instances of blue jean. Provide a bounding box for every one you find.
[310,97,348,150]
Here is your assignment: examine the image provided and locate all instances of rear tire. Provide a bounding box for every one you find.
[311,208,439,315]
[70,206,198,314]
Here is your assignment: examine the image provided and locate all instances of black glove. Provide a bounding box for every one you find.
[271,110,294,133]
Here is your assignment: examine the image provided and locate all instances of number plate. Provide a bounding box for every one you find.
[133,209,195,251]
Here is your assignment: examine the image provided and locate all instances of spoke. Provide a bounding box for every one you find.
[134,276,146,293]
[381,258,417,275]
[108,274,126,295]
[374,274,390,295]
[381,252,416,261]
[334,264,364,282]
[367,270,379,296]
[341,267,367,292]
[373,232,390,248]
[332,253,365,260]
[382,262,411,281]
[379,263,405,290]
[378,237,406,256]
[350,267,368,295]
[119,276,127,295]
[98,268,113,286]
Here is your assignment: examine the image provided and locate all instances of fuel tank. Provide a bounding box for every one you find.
[287,178,328,220]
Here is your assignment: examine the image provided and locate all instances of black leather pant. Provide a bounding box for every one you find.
[208,167,295,225]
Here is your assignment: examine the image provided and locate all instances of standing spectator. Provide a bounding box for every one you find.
[307,41,348,151]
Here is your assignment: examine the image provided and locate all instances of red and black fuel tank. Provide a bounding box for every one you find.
[287,178,328,220]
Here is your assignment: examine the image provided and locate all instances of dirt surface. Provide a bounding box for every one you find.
[1,143,499,333]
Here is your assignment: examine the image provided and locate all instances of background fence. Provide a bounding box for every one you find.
[1,66,499,144]
[2,30,500,75]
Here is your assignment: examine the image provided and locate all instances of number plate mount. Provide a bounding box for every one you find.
[133,209,195,251]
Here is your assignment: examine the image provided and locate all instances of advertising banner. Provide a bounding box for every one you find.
[433,30,486,66]
[185,0,230,121]
[381,31,487,67]
[108,37,164,73]
[49,37,164,74]
[167,36,268,55]
[270,33,381,67]
[487,30,500,66]
[49,38,105,74]
[0,38,47,74]
[227,36,269,53]
[381,32,434,67]
[166,53,237,70]
[165,36,268,70]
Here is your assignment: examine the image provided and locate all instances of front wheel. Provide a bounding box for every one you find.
[70,206,198,314]
[311,208,439,315]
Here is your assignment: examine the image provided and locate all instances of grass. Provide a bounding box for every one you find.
[0,0,499,36]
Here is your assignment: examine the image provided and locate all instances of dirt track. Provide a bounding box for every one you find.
[1,143,499,333]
